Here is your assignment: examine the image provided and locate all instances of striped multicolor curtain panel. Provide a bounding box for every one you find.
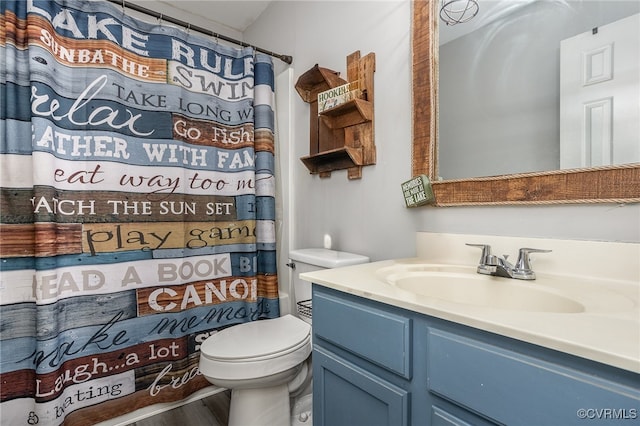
[1,1,279,424]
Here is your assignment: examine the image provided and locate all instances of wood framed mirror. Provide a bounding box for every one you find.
[412,0,640,206]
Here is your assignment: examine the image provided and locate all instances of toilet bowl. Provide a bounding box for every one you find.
[200,249,369,426]
[200,315,312,426]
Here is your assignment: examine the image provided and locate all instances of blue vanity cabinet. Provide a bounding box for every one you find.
[312,285,640,426]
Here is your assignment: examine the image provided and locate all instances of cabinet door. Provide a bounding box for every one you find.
[314,346,410,426]
[427,328,640,425]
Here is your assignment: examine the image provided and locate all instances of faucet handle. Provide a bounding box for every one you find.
[466,244,499,264]
[466,243,491,261]
[513,248,551,279]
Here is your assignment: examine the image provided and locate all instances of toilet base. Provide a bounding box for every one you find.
[229,384,290,426]
[291,393,313,426]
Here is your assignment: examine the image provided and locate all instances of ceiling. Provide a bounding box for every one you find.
[156,0,273,32]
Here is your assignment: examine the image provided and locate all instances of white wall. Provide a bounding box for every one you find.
[243,0,639,262]
[245,1,417,261]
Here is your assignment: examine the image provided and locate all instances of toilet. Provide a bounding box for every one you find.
[199,248,369,426]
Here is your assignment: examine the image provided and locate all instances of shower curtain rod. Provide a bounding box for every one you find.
[106,0,293,64]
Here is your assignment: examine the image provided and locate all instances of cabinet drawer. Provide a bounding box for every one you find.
[427,328,640,426]
[313,289,412,378]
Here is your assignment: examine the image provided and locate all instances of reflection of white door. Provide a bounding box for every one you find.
[560,13,640,169]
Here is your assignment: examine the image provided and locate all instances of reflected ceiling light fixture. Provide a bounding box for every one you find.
[440,0,480,26]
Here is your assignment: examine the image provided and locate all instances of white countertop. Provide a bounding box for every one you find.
[300,233,640,374]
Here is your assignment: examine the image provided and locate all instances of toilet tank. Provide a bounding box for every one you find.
[289,249,369,323]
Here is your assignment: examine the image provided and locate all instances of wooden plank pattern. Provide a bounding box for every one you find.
[172,115,255,149]
[81,221,257,254]
[1,10,28,49]
[0,291,137,340]
[255,128,276,154]
[1,188,238,224]
[27,15,167,82]
[0,223,83,257]
[136,277,259,316]
[0,337,190,401]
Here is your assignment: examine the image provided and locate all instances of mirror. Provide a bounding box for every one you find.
[439,0,639,179]
[412,0,640,205]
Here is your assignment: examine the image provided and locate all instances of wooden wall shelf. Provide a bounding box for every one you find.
[301,147,363,178]
[295,51,376,179]
[320,99,373,129]
[295,65,347,103]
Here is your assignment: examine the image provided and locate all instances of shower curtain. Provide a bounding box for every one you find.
[0,1,279,424]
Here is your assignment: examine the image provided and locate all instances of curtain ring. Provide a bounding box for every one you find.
[186,23,191,34]
[158,13,163,26]
[121,0,125,13]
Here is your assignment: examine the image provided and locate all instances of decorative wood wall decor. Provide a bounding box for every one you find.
[295,51,376,179]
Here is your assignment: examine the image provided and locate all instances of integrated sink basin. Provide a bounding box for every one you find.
[389,273,585,313]
[376,262,634,314]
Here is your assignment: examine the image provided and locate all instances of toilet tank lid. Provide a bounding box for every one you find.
[289,248,369,268]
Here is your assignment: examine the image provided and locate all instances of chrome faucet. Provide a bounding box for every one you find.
[466,244,551,280]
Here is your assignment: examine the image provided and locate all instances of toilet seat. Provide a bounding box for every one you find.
[199,315,312,380]
[202,314,311,361]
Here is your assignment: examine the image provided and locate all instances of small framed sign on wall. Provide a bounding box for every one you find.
[401,175,435,207]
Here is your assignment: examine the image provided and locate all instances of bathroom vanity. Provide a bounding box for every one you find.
[312,286,638,426]
[302,233,640,426]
